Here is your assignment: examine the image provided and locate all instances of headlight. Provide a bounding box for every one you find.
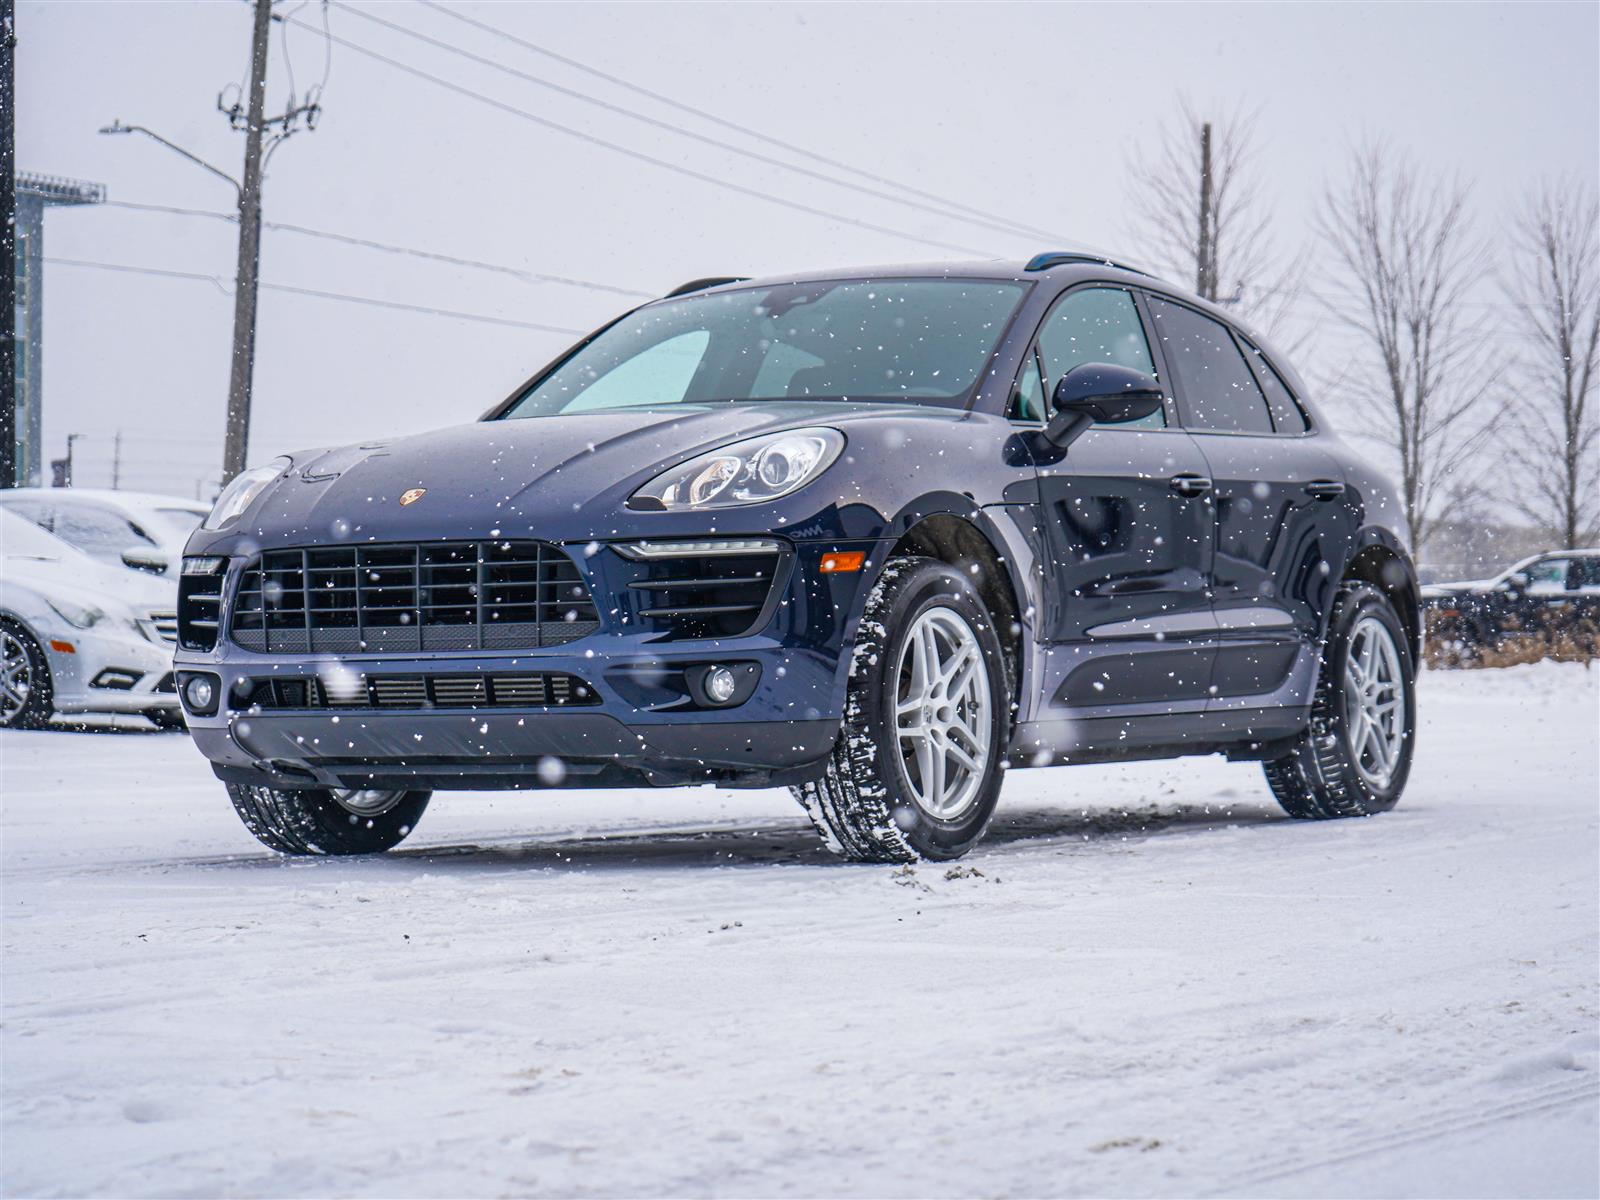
[203,457,291,530]
[46,598,107,629]
[629,428,844,512]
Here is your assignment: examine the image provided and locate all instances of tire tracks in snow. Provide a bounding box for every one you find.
[1214,1075,1598,1195]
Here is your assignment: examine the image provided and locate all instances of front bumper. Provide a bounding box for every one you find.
[44,624,178,716]
[176,537,882,790]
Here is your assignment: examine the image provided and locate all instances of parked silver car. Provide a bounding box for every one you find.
[0,488,209,578]
[0,510,182,728]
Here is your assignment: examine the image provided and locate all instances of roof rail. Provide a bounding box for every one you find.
[664,276,749,298]
[1024,251,1147,276]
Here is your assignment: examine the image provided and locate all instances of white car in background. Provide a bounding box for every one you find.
[0,509,183,729]
[0,488,210,578]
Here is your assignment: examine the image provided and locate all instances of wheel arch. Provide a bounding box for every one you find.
[1340,527,1421,663]
[882,505,1026,695]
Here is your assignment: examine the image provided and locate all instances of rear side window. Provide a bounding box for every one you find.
[1035,287,1164,429]
[1241,338,1309,433]
[1147,299,1274,434]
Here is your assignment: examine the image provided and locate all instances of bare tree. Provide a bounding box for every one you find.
[1317,143,1499,556]
[1125,99,1301,336]
[1502,179,1600,547]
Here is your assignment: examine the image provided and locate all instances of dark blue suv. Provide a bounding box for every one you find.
[175,254,1420,861]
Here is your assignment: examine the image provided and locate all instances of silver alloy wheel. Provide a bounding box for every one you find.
[330,788,407,817]
[1343,615,1406,789]
[1,629,33,723]
[894,606,993,820]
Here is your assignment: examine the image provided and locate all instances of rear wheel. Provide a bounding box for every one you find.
[225,783,431,855]
[793,556,1010,862]
[0,620,54,730]
[1264,584,1415,819]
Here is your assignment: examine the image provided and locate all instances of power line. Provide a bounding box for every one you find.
[286,14,998,258]
[414,0,1070,249]
[335,0,1058,247]
[44,256,587,334]
[98,197,652,298]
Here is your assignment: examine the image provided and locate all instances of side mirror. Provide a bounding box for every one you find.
[1503,571,1531,595]
[1043,362,1165,448]
[121,546,171,576]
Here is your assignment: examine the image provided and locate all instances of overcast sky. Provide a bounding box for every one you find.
[18,0,1599,497]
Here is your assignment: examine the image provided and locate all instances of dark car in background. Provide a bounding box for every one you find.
[173,254,1420,861]
[1424,549,1600,657]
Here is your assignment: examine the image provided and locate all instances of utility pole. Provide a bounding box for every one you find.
[222,0,273,485]
[1,0,17,491]
[101,0,320,485]
[1196,121,1215,301]
[50,432,81,488]
[111,428,122,489]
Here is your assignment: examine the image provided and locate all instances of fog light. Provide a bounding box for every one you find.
[704,666,738,705]
[182,674,218,715]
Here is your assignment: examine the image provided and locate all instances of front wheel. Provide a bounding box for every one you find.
[0,620,54,730]
[1264,583,1416,819]
[794,556,1010,862]
[226,783,431,855]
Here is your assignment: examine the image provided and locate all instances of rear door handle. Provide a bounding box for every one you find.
[1305,479,1347,500]
[1169,473,1214,498]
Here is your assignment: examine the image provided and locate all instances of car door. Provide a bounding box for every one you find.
[1021,284,1217,713]
[1144,297,1356,707]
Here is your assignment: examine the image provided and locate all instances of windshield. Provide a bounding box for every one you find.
[500,278,1027,418]
[0,508,74,561]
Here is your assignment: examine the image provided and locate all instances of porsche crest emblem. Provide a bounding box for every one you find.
[399,488,427,507]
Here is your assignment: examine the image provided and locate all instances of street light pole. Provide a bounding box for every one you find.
[101,0,320,486]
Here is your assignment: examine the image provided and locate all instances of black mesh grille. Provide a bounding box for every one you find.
[240,672,597,710]
[629,552,783,639]
[229,541,599,653]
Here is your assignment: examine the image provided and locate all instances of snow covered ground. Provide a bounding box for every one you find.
[3,662,1597,1198]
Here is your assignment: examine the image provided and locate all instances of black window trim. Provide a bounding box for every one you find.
[1236,330,1315,435]
[1003,280,1183,434]
[1137,287,1318,439]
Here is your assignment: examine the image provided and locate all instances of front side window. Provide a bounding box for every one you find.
[1034,287,1164,429]
[1009,352,1046,422]
[1522,558,1572,594]
[1148,298,1275,434]
[501,279,1027,418]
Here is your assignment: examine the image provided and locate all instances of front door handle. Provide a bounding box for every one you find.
[1169,473,1214,498]
[1305,479,1347,500]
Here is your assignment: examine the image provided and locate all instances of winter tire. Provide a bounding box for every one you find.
[225,783,431,855]
[1264,583,1415,819]
[0,620,54,730]
[794,556,1010,862]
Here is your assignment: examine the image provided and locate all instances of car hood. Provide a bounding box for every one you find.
[1420,577,1497,599]
[231,402,965,547]
[2,550,177,614]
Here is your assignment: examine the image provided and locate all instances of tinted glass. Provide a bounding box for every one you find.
[1241,338,1308,433]
[1010,352,1045,422]
[1148,299,1274,433]
[1523,558,1571,594]
[503,279,1026,417]
[1036,288,1163,429]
